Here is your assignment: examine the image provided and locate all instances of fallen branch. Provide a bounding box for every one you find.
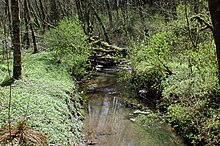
[89,36,127,54]
[0,120,47,145]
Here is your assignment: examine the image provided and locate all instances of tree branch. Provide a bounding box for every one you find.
[191,15,213,32]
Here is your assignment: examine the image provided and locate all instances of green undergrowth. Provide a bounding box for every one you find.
[0,51,84,145]
[47,17,92,80]
[126,26,220,145]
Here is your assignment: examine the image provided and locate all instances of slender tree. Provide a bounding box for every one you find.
[24,0,30,49]
[105,0,113,27]
[26,0,38,53]
[91,4,111,44]
[11,0,22,79]
[50,0,59,24]
[38,0,46,32]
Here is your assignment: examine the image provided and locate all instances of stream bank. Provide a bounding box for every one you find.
[80,67,185,146]
[0,52,84,145]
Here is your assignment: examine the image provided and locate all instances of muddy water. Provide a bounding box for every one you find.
[81,68,185,146]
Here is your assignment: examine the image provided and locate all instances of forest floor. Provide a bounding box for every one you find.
[0,51,84,145]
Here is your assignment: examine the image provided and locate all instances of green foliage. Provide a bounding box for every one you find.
[127,8,220,145]
[48,17,91,78]
[166,102,220,145]
[162,45,219,102]
[163,50,220,145]
[127,31,175,95]
[0,52,83,145]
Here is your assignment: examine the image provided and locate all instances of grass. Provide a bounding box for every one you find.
[0,51,84,145]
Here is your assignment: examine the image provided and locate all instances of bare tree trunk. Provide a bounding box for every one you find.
[11,0,22,79]
[91,4,111,44]
[38,0,46,32]
[184,1,197,49]
[75,0,93,35]
[23,0,30,49]
[50,0,59,24]
[119,0,128,37]
[137,0,147,37]
[85,1,92,35]
[6,0,12,33]
[33,0,41,23]
[114,0,119,20]
[31,23,38,53]
[27,0,38,53]
[208,0,220,79]
[75,0,83,22]
[105,0,113,27]
[29,3,40,28]
[2,0,8,62]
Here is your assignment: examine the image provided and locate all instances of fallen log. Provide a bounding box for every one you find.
[89,36,127,55]
[88,36,127,68]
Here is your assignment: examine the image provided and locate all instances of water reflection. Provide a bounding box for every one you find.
[82,70,185,146]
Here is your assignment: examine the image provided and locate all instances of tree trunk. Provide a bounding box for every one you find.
[2,0,8,62]
[105,0,113,27]
[50,0,59,24]
[11,0,22,79]
[27,0,38,53]
[137,0,147,38]
[6,0,12,33]
[113,0,119,20]
[24,0,30,50]
[29,3,40,28]
[34,0,42,25]
[31,23,38,53]
[91,4,110,44]
[38,0,46,32]
[208,0,220,78]
[75,0,83,22]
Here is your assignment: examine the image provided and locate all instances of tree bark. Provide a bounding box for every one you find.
[208,0,220,78]
[75,0,83,22]
[50,0,59,24]
[11,0,22,79]
[113,0,119,20]
[27,0,38,53]
[31,22,38,53]
[38,0,46,32]
[5,0,12,33]
[90,4,111,44]
[105,0,113,27]
[2,0,8,62]
[24,0,30,49]
[29,3,40,28]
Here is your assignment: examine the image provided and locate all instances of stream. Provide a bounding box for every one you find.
[80,67,186,146]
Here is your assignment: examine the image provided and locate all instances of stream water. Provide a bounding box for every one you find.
[81,68,185,146]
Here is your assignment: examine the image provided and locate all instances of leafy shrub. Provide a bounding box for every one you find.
[162,42,219,103]
[48,17,91,78]
[128,31,175,96]
[166,100,220,145]
[127,17,220,145]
